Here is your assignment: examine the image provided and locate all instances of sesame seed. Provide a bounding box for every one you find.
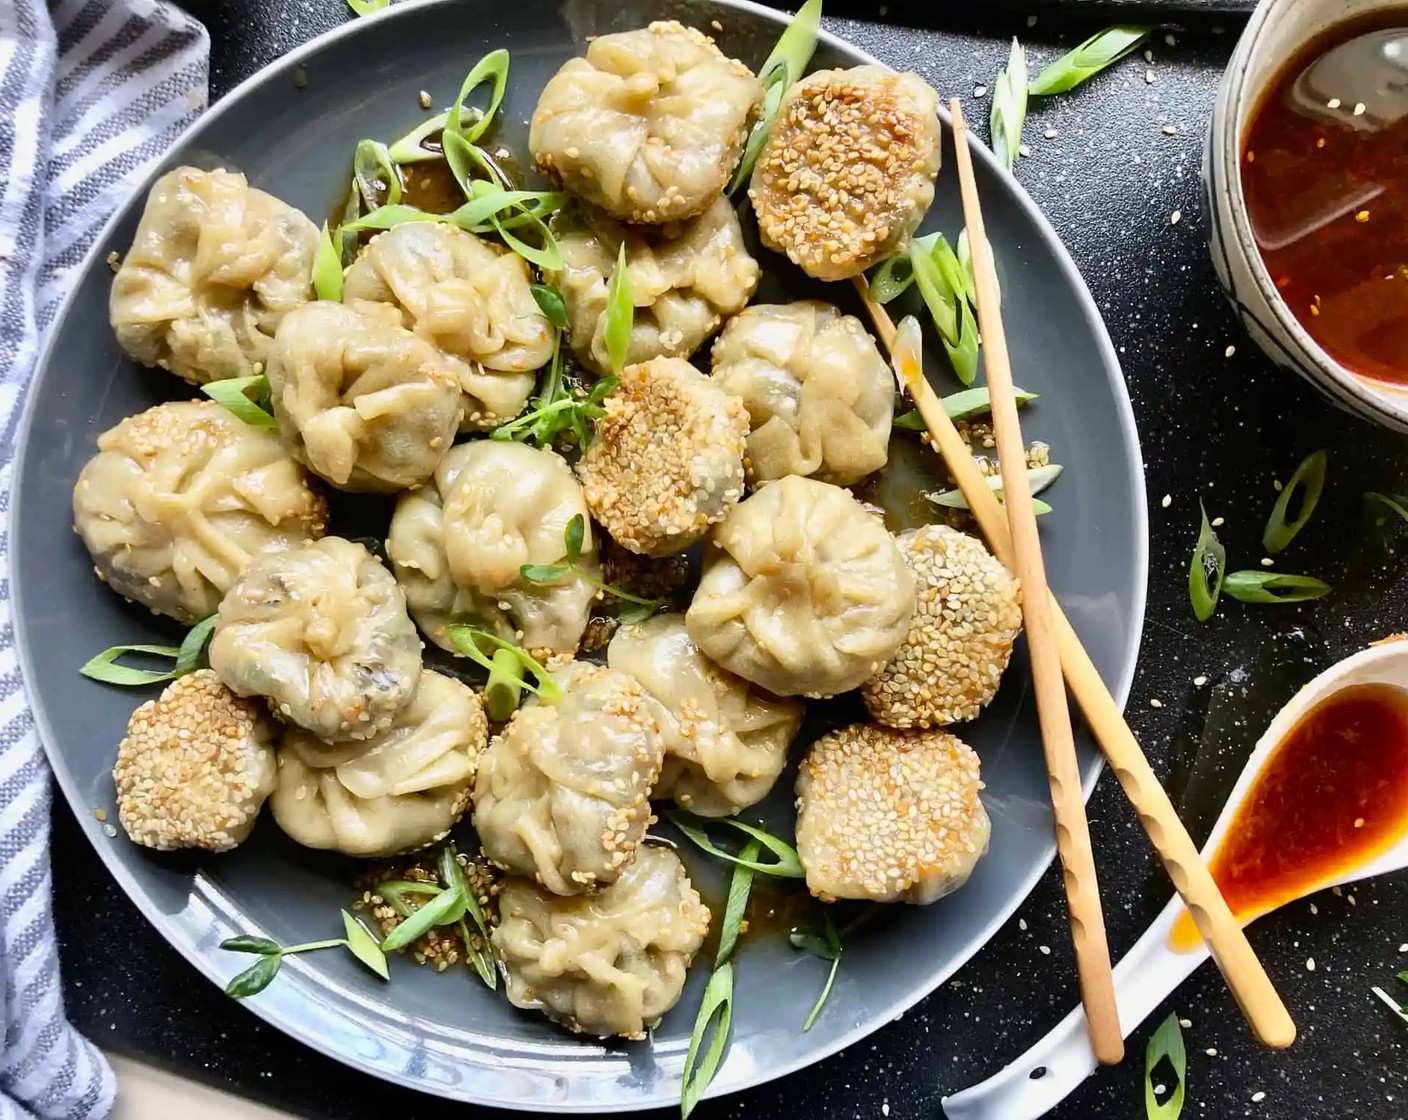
[418,90,432,109]
[1354,102,1366,115]
[1328,98,1341,109]
[1044,128,1058,139]
[1206,1048,1218,1057]
[1039,944,1052,955]
[1252,1091,1266,1103]
[1212,516,1225,527]
[1179,1018,1192,1028]
[1143,49,1153,63]
[1193,675,1208,688]
[1307,957,1316,971]
[1150,698,1163,708]
[1261,557,1274,567]
[1165,33,1177,46]
[1161,494,1172,508]
[1225,345,1236,357]
[1170,209,1181,224]
[1162,124,1178,135]
[974,84,988,97]
[1146,69,1156,84]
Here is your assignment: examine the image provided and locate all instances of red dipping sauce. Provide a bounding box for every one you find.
[1242,16,1408,385]
[1172,683,1408,951]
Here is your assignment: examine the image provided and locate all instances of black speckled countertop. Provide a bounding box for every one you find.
[52,4,1408,1119]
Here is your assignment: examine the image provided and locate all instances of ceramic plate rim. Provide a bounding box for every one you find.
[11,0,1148,1108]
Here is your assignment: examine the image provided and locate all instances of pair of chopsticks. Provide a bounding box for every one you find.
[854,100,1296,1062]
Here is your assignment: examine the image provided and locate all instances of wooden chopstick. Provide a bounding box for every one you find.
[847,102,1296,1052]
[941,98,1123,1065]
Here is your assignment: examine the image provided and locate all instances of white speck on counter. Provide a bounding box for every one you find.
[882,1103,890,1117]
[1170,210,1181,224]
[1162,124,1179,135]
[1146,69,1156,84]
[1044,128,1058,139]
[1018,143,1031,158]
[1212,516,1225,527]
[1311,902,1319,915]
[1206,1048,1218,1057]
[1179,1018,1192,1029]
[1193,675,1208,687]
[1038,944,1051,955]
[1150,698,1163,708]
[1161,494,1172,508]
[1252,1091,1266,1103]
[1019,918,1028,930]
[1225,344,1237,357]
[1307,957,1316,971]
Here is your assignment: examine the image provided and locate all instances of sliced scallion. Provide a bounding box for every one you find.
[202,374,277,430]
[990,37,1028,172]
[1222,570,1330,604]
[1029,25,1154,96]
[1262,450,1326,553]
[312,222,344,301]
[604,242,633,378]
[1188,502,1226,622]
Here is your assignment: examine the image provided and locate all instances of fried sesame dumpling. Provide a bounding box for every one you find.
[386,441,601,656]
[795,722,989,904]
[473,662,665,896]
[749,66,942,281]
[110,167,318,385]
[578,357,748,557]
[113,670,277,852]
[494,844,710,1038]
[342,223,548,430]
[529,21,763,224]
[607,614,803,817]
[550,197,760,376]
[269,670,486,858]
[73,400,327,625]
[710,301,894,486]
[210,536,423,743]
[266,300,462,492]
[686,477,916,698]
[863,525,1022,728]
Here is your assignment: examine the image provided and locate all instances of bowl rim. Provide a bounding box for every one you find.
[11,0,1148,1109]
[1217,0,1408,425]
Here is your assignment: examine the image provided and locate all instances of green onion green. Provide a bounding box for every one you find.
[990,37,1028,172]
[926,464,1063,511]
[665,811,805,878]
[1143,1011,1187,1120]
[386,111,449,165]
[380,885,464,953]
[447,49,509,146]
[1188,502,1226,623]
[790,912,842,1031]
[1030,25,1154,96]
[81,614,215,687]
[1374,973,1408,1026]
[894,386,1036,431]
[716,838,760,967]
[353,139,402,210]
[202,374,277,430]
[1222,570,1330,604]
[312,222,344,301]
[604,242,633,378]
[446,626,563,704]
[438,846,497,989]
[517,514,665,622]
[484,647,525,722]
[1365,491,1408,530]
[345,0,390,15]
[531,284,568,330]
[1262,450,1327,553]
[727,0,822,193]
[341,910,390,980]
[681,961,734,1119]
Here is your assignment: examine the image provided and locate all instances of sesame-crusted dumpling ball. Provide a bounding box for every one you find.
[113,671,277,852]
[73,400,327,625]
[579,357,748,557]
[110,167,317,384]
[530,21,763,224]
[750,66,941,280]
[494,844,710,1038]
[796,723,990,904]
[711,301,894,485]
[687,477,916,697]
[473,663,665,895]
[266,300,462,492]
[342,223,548,430]
[269,671,486,858]
[607,614,803,816]
[863,525,1022,728]
[386,441,601,656]
[210,537,423,743]
[550,198,760,376]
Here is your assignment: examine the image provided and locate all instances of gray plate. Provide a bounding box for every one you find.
[12,0,1147,1110]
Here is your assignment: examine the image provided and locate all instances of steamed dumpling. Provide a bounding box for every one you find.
[73,400,327,624]
[686,477,916,697]
[530,21,762,224]
[494,844,710,1038]
[796,723,989,904]
[342,223,548,429]
[110,166,318,384]
[578,357,747,557]
[607,614,803,816]
[210,536,423,742]
[750,66,941,280]
[266,300,463,491]
[269,670,486,857]
[473,663,665,895]
[386,441,600,655]
[550,197,759,376]
[711,302,894,485]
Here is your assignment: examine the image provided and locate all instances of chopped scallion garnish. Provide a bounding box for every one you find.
[1143,1012,1187,1120]
[1262,450,1326,553]
[1029,25,1154,96]
[990,37,1028,172]
[202,373,277,430]
[1188,502,1226,622]
[1222,570,1330,604]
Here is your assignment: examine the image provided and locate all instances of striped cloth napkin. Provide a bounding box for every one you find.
[0,1,208,1116]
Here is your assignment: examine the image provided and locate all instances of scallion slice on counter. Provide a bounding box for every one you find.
[1365,490,1408,529]
[312,222,344,301]
[1188,502,1226,622]
[1222,570,1331,604]
[1029,25,1154,96]
[726,0,822,193]
[1262,449,1327,553]
[990,37,1028,171]
[345,0,390,16]
[1143,1012,1187,1120]
[202,373,277,430]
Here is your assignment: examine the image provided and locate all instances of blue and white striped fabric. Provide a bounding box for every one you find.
[0,1,208,1116]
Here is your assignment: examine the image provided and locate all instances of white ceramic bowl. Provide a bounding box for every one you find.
[1204,0,1408,432]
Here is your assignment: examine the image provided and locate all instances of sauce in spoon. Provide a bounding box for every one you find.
[1171,682,1408,950]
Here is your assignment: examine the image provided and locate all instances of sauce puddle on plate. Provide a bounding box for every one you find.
[1171,682,1408,951]
[1242,12,1408,385]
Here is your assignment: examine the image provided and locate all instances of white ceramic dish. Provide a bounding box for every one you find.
[1204,0,1408,432]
